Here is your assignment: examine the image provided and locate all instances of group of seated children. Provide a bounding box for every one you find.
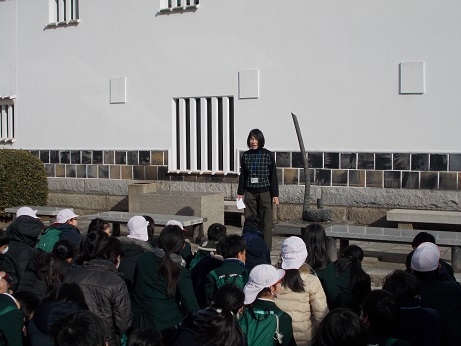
[1,208,461,346]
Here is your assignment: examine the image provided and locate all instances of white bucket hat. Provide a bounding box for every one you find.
[243,264,285,305]
[127,216,149,241]
[56,209,79,224]
[280,236,308,270]
[16,207,38,219]
[411,242,440,272]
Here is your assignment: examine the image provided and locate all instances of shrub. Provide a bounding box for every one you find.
[0,149,48,214]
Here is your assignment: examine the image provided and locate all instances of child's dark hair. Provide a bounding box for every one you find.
[45,282,88,309]
[0,228,10,247]
[362,290,400,336]
[46,240,76,290]
[127,328,164,346]
[335,246,370,290]
[243,214,264,231]
[13,291,40,320]
[207,223,227,242]
[302,223,330,269]
[412,232,436,249]
[220,235,246,259]
[51,310,107,346]
[192,284,246,346]
[341,245,364,261]
[313,308,367,346]
[143,215,155,241]
[87,218,110,234]
[246,129,265,148]
[94,237,123,264]
[77,230,109,264]
[282,269,305,293]
[158,225,185,297]
[383,269,420,301]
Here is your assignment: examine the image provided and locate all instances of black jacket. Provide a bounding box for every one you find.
[27,300,85,346]
[2,215,44,290]
[65,259,132,346]
[118,236,153,292]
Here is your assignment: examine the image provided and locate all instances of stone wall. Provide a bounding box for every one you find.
[46,177,461,227]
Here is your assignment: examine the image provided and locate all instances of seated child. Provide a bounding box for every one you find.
[241,215,271,271]
[205,235,247,305]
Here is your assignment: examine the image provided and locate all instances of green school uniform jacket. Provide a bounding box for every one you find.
[0,294,24,346]
[249,299,297,346]
[205,258,248,303]
[131,252,199,331]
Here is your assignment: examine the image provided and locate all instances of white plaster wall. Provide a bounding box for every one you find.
[1,0,460,152]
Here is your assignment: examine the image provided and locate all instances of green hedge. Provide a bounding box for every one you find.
[0,149,48,213]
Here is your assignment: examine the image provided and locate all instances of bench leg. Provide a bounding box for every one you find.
[397,222,413,230]
[192,224,204,244]
[452,246,461,273]
[339,239,349,258]
[327,237,338,262]
[112,223,121,237]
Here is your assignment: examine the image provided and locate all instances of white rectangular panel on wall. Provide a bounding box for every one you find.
[110,77,127,104]
[400,62,425,94]
[239,69,260,99]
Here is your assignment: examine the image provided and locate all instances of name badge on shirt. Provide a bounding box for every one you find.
[251,177,259,184]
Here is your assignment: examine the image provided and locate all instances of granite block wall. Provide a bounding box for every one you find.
[33,150,461,191]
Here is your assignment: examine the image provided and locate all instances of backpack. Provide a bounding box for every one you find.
[35,228,62,252]
[239,308,283,346]
[209,271,246,290]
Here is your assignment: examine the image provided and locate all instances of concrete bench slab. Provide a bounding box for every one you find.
[85,211,206,243]
[5,206,74,220]
[387,209,461,229]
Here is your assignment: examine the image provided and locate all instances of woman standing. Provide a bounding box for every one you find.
[131,225,199,332]
[237,129,279,250]
[276,236,329,345]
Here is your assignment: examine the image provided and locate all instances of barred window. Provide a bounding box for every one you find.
[48,0,79,26]
[160,0,199,11]
[0,96,15,144]
[170,96,236,174]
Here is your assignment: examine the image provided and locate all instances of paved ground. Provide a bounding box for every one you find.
[2,218,459,287]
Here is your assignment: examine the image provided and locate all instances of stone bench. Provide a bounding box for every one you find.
[85,211,206,243]
[224,200,244,227]
[387,209,461,229]
[324,225,461,272]
[5,206,74,220]
[128,183,223,233]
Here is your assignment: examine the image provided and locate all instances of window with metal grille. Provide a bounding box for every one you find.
[170,96,236,174]
[0,96,15,144]
[49,0,79,25]
[160,0,199,11]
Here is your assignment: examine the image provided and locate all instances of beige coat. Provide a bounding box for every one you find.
[276,264,329,346]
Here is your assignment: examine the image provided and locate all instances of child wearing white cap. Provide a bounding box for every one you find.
[118,216,154,292]
[3,208,45,291]
[411,242,461,346]
[35,209,81,252]
[276,236,328,346]
[239,264,296,346]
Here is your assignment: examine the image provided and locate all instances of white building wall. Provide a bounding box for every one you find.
[0,0,460,152]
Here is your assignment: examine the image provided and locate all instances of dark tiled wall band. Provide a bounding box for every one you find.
[33,150,461,190]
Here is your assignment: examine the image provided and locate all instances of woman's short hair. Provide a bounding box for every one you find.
[246,129,265,148]
[94,236,123,264]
